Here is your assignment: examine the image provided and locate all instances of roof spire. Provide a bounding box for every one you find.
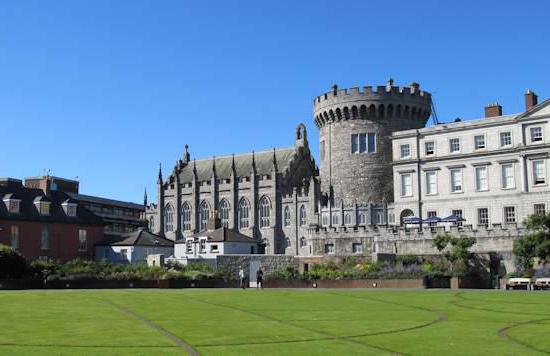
[231,153,236,171]
[251,151,256,174]
[157,163,163,184]
[272,147,278,172]
[212,155,217,176]
[143,188,148,206]
[183,144,190,163]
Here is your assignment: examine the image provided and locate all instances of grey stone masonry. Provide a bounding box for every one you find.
[314,81,432,206]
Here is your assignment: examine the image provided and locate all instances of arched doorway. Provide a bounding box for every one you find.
[400,209,414,226]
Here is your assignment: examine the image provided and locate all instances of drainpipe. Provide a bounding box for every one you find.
[415,130,423,232]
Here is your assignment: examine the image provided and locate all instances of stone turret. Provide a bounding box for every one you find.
[157,163,165,236]
[313,80,432,206]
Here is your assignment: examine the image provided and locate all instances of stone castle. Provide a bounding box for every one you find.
[146,80,550,272]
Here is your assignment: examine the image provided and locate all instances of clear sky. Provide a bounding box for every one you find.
[1,0,549,204]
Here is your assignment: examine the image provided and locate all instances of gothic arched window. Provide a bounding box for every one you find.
[284,206,291,227]
[181,202,191,231]
[238,198,250,229]
[299,236,306,248]
[344,213,352,225]
[164,204,174,232]
[199,201,210,231]
[299,205,307,227]
[358,212,366,225]
[259,196,270,228]
[219,199,230,228]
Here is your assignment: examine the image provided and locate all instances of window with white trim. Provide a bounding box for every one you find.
[477,208,489,226]
[400,144,411,159]
[351,133,376,153]
[425,171,437,195]
[474,135,486,149]
[504,206,516,223]
[425,141,435,156]
[450,169,463,193]
[500,131,512,147]
[530,127,543,142]
[10,225,19,251]
[501,164,515,189]
[534,203,546,216]
[358,212,366,225]
[533,160,546,185]
[475,166,488,191]
[401,174,412,197]
[449,138,460,153]
[78,229,87,251]
[451,209,463,227]
[324,243,335,254]
[352,243,363,254]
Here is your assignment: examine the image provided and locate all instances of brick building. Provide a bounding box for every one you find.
[0,178,104,261]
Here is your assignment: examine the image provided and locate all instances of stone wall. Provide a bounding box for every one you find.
[215,254,298,278]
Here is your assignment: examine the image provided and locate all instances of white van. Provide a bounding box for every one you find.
[506,278,532,290]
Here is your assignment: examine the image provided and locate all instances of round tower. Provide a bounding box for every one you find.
[313,80,432,206]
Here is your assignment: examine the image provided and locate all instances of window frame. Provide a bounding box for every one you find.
[477,207,489,226]
[474,134,486,150]
[503,206,516,223]
[450,168,463,193]
[424,141,435,156]
[401,173,413,197]
[400,144,411,159]
[78,229,87,252]
[474,166,489,192]
[530,126,543,143]
[449,138,461,153]
[500,131,512,147]
[501,163,515,189]
[533,159,547,185]
[425,171,437,195]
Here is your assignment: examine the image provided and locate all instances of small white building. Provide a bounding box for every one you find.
[96,228,174,264]
[174,226,257,259]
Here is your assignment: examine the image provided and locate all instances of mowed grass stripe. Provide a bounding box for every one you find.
[1,289,549,355]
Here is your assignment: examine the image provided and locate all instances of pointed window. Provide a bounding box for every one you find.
[259,196,270,228]
[299,205,307,226]
[284,206,291,227]
[199,201,210,231]
[238,198,250,229]
[164,204,174,232]
[181,202,191,231]
[219,200,230,228]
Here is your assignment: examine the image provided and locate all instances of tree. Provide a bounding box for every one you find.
[513,213,550,273]
[433,234,476,274]
[0,244,28,279]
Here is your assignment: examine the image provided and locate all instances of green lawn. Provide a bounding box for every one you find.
[0,289,549,355]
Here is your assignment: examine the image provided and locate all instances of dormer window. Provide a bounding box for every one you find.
[34,196,51,216]
[3,194,22,214]
[62,199,78,217]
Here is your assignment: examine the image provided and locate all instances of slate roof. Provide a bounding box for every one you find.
[97,228,173,247]
[175,227,257,244]
[66,192,144,211]
[175,147,297,182]
[0,185,104,225]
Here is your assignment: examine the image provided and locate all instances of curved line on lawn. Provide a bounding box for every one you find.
[183,295,403,355]
[320,291,438,313]
[0,344,179,349]
[498,318,550,354]
[196,313,445,349]
[450,293,550,317]
[101,300,200,356]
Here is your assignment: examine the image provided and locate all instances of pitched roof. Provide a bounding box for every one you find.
[175,147,297,182]
[175,227,257,244]
[97,228,173,247]
[0,185,103,225]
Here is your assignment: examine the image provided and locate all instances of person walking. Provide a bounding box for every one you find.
[256,267,264,290]
[239,268,246,289]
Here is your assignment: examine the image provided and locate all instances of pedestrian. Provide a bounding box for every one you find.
[239,267,246,289]
[256,267,264,290]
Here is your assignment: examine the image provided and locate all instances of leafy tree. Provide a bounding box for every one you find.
[514,213,550,273]
[0,244,28,279]
[433,234,476,274]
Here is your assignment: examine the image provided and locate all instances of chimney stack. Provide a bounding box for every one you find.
[525,90,538,111]
[484,102,502,118]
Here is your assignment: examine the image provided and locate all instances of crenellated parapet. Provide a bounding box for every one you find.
[313,81,432,128]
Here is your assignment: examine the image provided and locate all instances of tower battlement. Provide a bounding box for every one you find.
[313,81,432,129]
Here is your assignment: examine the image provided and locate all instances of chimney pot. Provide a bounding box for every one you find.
[525,90,538,111]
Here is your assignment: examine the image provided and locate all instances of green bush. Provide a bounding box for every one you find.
[0,244,27,279]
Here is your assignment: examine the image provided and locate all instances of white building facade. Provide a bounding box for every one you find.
[392,96,550,229]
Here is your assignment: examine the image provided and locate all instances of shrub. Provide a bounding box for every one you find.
[0,244,27,279]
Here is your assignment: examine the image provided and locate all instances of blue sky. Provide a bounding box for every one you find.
[1,1,549,203]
